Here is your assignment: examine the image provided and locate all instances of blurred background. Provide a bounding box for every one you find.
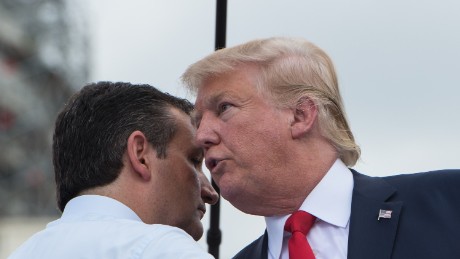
[0,0,87,257]
[0,0,459,258]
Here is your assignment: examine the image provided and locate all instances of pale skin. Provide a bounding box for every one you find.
[82,108,219,241]
[193,64,338,216]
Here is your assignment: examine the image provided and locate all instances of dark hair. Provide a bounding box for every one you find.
[53,81,193,211]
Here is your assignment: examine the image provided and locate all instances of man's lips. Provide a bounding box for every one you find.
[205,158,218,172]
[198,204,206,219]
[205,157,226,174]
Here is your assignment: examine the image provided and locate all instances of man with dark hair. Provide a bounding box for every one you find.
[9,81,219,258]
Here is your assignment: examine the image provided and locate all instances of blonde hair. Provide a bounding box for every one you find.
[182,37,360,166]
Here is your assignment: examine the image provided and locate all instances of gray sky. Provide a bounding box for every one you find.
[84,0,460,257]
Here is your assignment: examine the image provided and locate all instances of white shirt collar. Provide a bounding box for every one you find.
[56,195,142,224]
[265,159,353,259]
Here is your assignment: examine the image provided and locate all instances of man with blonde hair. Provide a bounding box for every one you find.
[182,37,460,259]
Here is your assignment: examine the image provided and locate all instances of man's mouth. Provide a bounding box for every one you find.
[205,158,220,172]
[198,204,206,219]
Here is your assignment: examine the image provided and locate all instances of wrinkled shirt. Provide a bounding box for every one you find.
[9,195,213,259]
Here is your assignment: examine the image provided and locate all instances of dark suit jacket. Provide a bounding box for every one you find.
[233,169,460,259]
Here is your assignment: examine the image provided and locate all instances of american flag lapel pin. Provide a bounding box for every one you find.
[378,209,392,220]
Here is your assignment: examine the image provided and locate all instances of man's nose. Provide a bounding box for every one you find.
[195,114,220,149]
[198,170,219,205]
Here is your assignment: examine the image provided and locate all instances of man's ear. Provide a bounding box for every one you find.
[290,97,318,139]
[126,130,152,181]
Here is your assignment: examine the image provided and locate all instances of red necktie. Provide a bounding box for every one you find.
[284,210,316,259]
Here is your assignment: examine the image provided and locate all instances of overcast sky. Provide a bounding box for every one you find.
[83,1,460,257]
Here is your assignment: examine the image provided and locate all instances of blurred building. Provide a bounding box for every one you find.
[0,0,89,217]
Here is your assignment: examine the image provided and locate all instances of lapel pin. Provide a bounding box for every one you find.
[378,209,392,220]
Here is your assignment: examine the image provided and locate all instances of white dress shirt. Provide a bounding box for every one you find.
[8,195,213,259]
[266,159,354,259]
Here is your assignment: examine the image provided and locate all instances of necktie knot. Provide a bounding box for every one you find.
[284,210,315,235]
[284,210,316,259]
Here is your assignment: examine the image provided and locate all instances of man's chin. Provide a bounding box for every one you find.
[187,223,204,241]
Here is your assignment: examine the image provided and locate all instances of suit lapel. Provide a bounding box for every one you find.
[347,170,403,259]
[258,231,268,259]
[232,231,268,259]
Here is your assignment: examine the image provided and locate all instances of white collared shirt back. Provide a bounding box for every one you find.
[8,195,213,259]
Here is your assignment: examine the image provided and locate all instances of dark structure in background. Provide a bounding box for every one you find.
[208,1,227,258]
[0,0,88,216]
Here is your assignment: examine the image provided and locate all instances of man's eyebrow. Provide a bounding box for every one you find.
[206,91,233,107]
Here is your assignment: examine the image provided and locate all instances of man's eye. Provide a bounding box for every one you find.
[218,103,232,114]
[190,156,203,167]
[192,158,201,165]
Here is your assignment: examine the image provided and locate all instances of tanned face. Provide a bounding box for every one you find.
[193,67,295,215]
[153,108,218,240]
